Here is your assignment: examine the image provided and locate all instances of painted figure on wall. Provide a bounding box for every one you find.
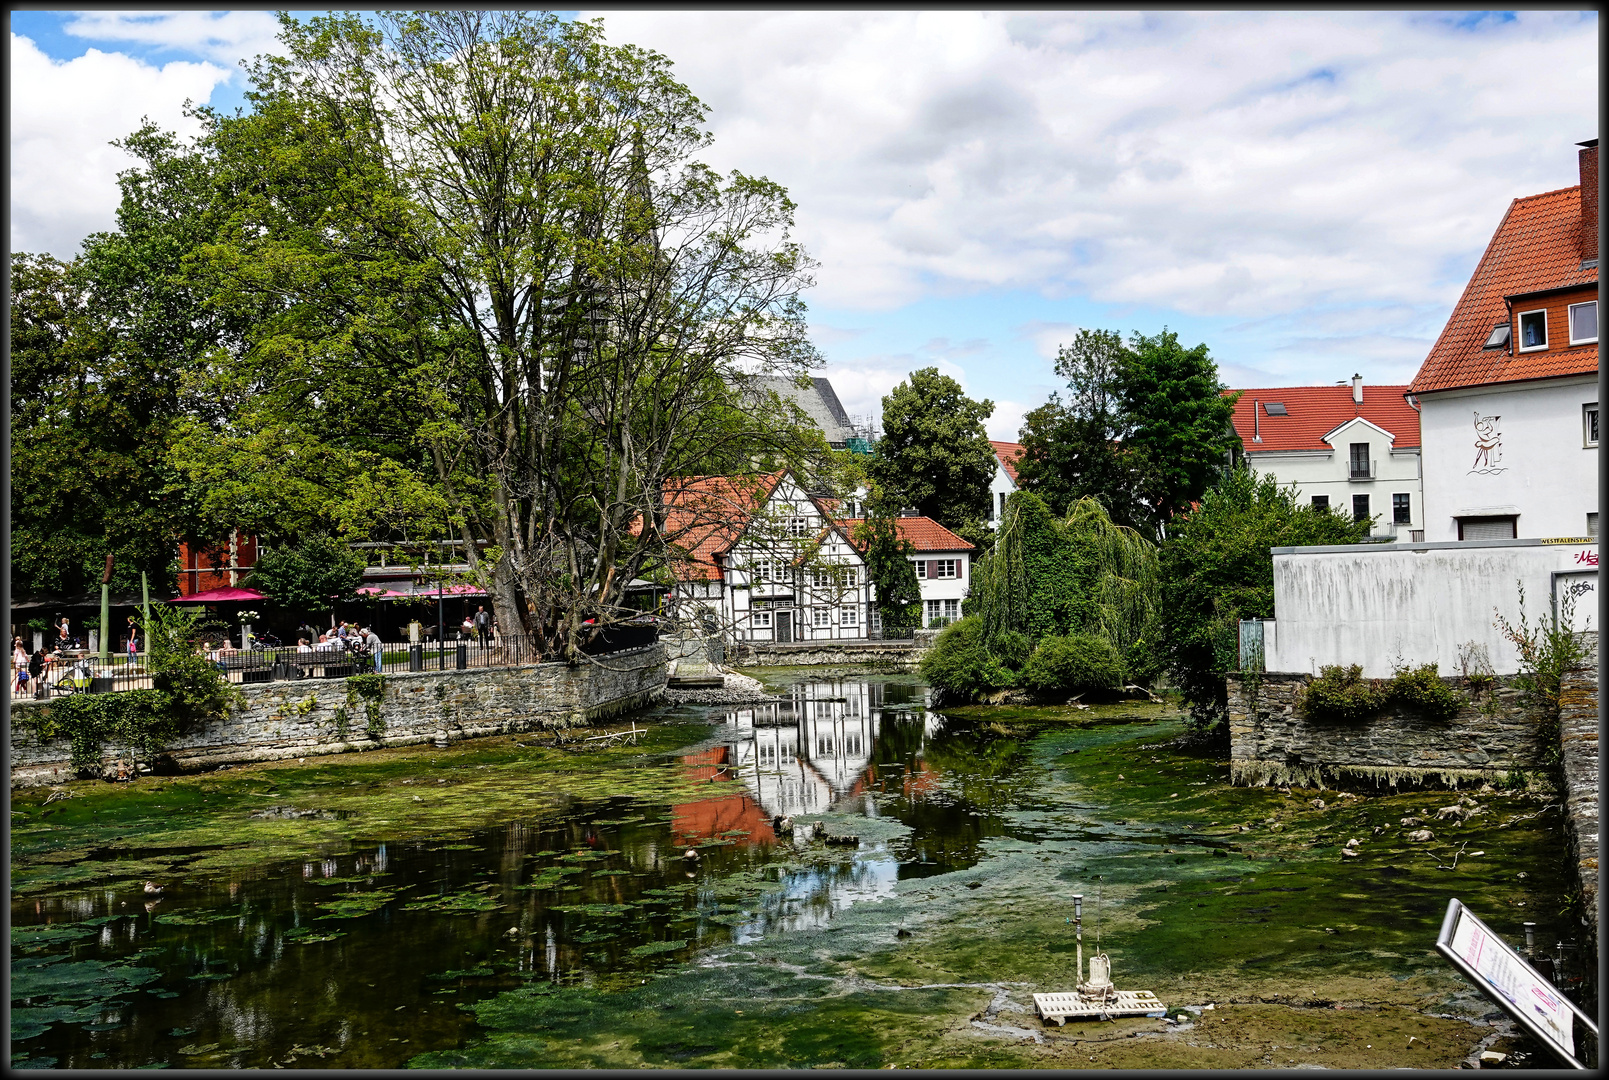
[1470,412,1504,473]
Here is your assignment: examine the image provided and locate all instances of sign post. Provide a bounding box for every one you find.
[1435,898,1597,1069]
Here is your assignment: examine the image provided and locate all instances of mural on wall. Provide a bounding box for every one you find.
[1470,411,1506,474]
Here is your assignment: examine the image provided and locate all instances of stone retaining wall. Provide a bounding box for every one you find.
[1557,636,1598,947]
[732,640,925,670]
[1227,670,1546,791]
[9,645,666,788]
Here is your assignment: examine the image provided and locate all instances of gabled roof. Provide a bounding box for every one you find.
[1409,185,1598,395]
[750,376,855,444]
[1224,385,1420,453]
[838,517,974,553]
[657,472,786,581]
[989,440,1024,483]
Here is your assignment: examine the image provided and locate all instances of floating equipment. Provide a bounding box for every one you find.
[1034,882,1165,1025]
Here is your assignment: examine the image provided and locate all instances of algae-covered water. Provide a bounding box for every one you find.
[9,673,1592,1069]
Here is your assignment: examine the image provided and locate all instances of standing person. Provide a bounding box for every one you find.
[473,605,491,646]
[14,637,31,695]
[362,626,383,674]
[28,649,49,699]
[126,615,140,662]
[56,617,72,652]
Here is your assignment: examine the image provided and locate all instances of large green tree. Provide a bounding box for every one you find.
[868,367,996,533]
[156,11,825,658]
[1014,327,1240,538]
[1159,465,1372,734]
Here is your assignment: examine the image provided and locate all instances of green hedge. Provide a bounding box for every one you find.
[1021,634,1125,694]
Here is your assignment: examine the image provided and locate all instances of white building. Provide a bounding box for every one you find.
[1407,138,1598,542]
[662,471,974,639]
[986,441,1023,529]
[1225,378,1424,540]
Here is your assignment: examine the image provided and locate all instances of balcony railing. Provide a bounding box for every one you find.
[1349,459,1377,480]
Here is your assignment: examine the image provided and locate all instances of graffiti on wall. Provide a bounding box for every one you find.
[1470,411,1506,474]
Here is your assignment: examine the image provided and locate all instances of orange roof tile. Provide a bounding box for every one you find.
[1223,385,1420,453]
[1410,185,1597,395]
[657,472,785,581]
[990,440,1024,483]
[838,516,974,552]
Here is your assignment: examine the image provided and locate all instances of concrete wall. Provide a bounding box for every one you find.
[1227,669,1546,790]
[1419,374,1597,542]
[1265,538,1597,677]
[9,645,666,788]
[733,640,924,671]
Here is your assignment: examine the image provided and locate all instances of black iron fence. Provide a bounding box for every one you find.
[23,623,659,698]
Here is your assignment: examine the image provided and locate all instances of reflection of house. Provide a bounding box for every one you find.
[1224,378,1423,539]
[1408,138,1598,541]
[722,681,882,819]
[987,441,1023,528]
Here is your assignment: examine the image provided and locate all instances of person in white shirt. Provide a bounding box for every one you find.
[361,627,383,673]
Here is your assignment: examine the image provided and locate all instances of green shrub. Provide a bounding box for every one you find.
[1386,662,1466,721]
[919,618,1014,702]
[1300,664,1384,722]
[988,630,1033,670]
[1020,634,1125,694]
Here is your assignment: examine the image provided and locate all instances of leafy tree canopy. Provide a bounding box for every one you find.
[248,534,368,617]
[868,367,996,533]
[1159,465,1372,732]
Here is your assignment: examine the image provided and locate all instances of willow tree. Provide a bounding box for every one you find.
[175,11,822,658]
[974,490,1160,679]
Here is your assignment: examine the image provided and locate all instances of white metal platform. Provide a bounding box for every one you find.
[1033,990,1166,1024]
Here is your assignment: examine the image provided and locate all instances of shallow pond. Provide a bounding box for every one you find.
[9,673,1591,1069]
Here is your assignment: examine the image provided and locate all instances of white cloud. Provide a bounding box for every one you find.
[62,10,283,69]
[590,10,1597,323]
[10,33,230,257]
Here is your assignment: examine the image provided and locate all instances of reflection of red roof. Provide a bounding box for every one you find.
[1224,385,1419,453]
[1410,184,1598,394]
[840,517,973,553]
[657,473,785,581]
[673,746,776,844]
[990,441,1024,484]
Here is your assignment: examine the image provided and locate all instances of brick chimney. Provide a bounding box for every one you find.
[1580,139,1598,263]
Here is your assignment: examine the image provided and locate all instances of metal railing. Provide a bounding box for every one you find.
[21,623,659,697]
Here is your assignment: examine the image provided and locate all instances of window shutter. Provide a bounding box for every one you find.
[926,560,937,580]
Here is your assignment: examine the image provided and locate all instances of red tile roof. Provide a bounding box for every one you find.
[657,472,785,581]
[1409,184,1598,395]
[1224,385,1420,453]
[990,440,1024,483]
[838,517,974,552]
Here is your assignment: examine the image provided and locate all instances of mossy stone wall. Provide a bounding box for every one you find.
[1226,669,1543,790]
[732,641,924,670]
[1556,636,1598,943]
[9,645,667,788]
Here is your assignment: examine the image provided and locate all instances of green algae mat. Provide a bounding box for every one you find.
[9,678,1592,1069]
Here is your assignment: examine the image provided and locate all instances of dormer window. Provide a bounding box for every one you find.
[1516,309,1548,351]
[1482,322,1511,350]
[1263,402,1288,416]
[1568,301,1597,345]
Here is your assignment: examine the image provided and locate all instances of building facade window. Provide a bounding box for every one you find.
[1590,512,1599,539]
[840,605,859,627]
[752,610,772,629]
[1568,300,1598,344]
[787,516,811,538]
[1352,494,1370,523]
[1585,403,1599,447]
[933,559,958,579]
[1311,495,1329,510]
[924,599,941,626]
[1392,493,1412,525]
[914,560,927,579]
[1517,308,1548,351]
[942,599,959,621]
[999,492,1008,519]
[1348,443,1371,479]
[813,607,831,627]
[1458,516,1517,541]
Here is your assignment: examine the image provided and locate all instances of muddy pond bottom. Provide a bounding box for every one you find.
[10,674,1589,1069]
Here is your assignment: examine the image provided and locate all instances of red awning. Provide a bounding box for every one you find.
[167,586,266,603]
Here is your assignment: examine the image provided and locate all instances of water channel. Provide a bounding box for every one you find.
[10,672,1588,1069]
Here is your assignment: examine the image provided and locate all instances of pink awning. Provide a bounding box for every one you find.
[358,582,487,600]
[168,586,266,603]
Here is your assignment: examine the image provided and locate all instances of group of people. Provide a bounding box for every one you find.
[12,617,94,697]
[292,623,384,674]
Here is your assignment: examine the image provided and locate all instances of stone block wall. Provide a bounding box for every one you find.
[1227,670,1545,791]
[1557,635,1598,944]
[9,645,666,788]
[732,640,924,671]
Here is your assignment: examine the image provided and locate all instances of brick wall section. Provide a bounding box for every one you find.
[9,645,666,788]
[1556,634,1598,946]
[1227,670,1546,790]
[1580,142,1597,262]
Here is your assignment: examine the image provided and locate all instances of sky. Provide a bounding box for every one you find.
[9,9,1599,441]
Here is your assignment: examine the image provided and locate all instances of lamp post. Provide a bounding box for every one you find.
[99,553,113,672]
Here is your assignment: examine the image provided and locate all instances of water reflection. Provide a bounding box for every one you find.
[11,676,1031,1069]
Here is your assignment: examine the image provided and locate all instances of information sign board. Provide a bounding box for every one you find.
[1435,898,1596,1069]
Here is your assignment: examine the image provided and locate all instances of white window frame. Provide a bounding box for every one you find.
[840,605,859,627]
[751,610,772,629]
[933,559,958,579]
[942,599,959,620]
[914,560,928,579]
[842,568,858,589]
[813,606,831,627]
[1585,402,1599,448]
[924,599,941,626]
[1516,307,1548,352]
[1568,301,1598,345]
[787,516,811,538]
